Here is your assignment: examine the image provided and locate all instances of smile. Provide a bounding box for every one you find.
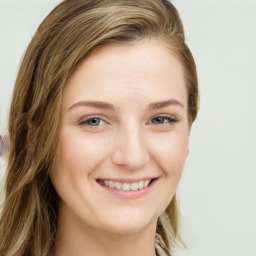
[97,179,154,192]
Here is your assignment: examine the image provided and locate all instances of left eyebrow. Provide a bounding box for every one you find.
[147,99,184,111]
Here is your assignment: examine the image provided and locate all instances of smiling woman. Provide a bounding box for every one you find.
[0,1,198,256]
[52,41,190,254]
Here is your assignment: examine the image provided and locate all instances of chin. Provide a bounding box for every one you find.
[101,222,154,236]
[95,211,159,236]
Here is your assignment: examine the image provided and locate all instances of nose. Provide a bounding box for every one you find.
[111,125,149,170]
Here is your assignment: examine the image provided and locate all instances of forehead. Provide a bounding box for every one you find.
[63,39,187,110]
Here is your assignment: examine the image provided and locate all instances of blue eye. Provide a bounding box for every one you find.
[151,116,175,124]
[80,117,105,126]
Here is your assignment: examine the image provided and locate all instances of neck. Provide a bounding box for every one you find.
[55,203,157,256]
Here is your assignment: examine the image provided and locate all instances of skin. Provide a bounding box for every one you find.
[51,39,190,256]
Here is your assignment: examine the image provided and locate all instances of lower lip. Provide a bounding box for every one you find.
[97,179,158,199]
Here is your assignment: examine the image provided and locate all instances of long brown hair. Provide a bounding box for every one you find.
[0,1,198,255]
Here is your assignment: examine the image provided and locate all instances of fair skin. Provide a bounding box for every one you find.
[51,39,189,256]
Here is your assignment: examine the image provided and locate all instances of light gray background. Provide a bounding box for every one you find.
[0,1,256,255]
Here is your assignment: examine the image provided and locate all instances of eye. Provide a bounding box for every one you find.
[150,115,176,125]
[79,117,105,126]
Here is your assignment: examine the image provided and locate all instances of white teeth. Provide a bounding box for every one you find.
[99,179,153,191]
[144,180,150,187]
[122,183,130,191]
[109,180,115,188]
[138,181,144,190]
[115,182,122,190]
[130,182,139,191]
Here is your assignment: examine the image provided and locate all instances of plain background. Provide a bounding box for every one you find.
[0,0,255,255]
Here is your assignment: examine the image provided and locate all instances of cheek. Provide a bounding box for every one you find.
[56,129,110,177]
[149,131,189,177]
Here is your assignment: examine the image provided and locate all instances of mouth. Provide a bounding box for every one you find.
[96,178,156,192]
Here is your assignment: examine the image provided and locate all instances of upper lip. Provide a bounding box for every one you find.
[96,177,157,183]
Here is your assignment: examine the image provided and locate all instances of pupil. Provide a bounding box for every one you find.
[154,117,164,124]
[89,118,99,125]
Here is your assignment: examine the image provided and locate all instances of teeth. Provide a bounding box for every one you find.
[144,180,150,187]
[130,182,139,191]
[115,182,122,190]
[109,180,115,188]
[122,183,130,191]
[100,179,153,191]
[138,181,144,190]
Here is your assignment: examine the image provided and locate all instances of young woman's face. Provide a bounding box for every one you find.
[51,40,189,235]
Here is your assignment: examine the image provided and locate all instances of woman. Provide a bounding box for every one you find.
[0,0,198,255]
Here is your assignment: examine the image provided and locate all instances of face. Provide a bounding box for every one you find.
[51,39,189,236]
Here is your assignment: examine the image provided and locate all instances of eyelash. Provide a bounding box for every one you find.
[78,114,177,127]
[149,115,177,125]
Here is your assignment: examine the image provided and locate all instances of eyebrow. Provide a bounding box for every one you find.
[68,99,184,111]
[68,100,115,111]
[147,99,184,110]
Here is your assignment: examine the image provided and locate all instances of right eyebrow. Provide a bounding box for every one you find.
[68,100,115,111]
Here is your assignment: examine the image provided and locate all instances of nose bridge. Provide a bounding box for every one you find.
[112,122,149,170]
